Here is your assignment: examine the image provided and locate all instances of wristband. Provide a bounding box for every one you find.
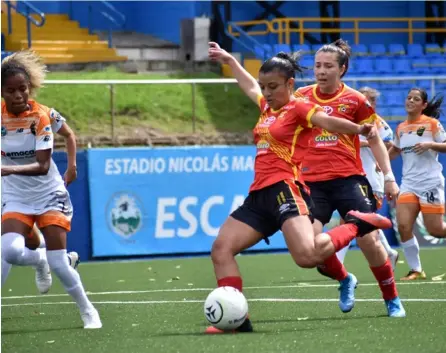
[384,171,396,183]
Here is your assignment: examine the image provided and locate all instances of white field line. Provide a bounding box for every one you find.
[3,298,446,308]
[2,280,445,300]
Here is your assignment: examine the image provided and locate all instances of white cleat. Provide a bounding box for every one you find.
[388,249,399,272]
[82,308,102,329]
[34,250,52,294]
[67,251,80,270]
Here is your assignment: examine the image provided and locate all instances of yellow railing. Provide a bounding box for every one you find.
[228,17,446,45]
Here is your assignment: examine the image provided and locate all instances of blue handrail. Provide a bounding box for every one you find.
[87,1,126,48]
[225,22,271,61]
[6,1,46,49]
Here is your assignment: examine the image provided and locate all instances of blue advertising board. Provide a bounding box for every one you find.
[88,146,289,257]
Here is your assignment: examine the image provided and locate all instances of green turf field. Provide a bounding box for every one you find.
[2,249,446,353]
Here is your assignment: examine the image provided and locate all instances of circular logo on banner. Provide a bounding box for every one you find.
[106,192,144,238]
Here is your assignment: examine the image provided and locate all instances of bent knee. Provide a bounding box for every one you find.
[398,223,413,236]
[211,238,235,264]
[292,252,318,268]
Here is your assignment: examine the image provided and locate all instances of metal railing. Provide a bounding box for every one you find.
[87,1,126,48]
[43,75,446,139]
[228,17,446,45]
[6,0,46,49]
[225,23,271,61]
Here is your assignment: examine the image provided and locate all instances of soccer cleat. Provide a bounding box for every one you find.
[338,273,358,313]
[385,297,406,318]
[34,249,52,294]
[205,317,253,334]
[316,265,336,280]
[345,210,392,237]
[81,308,102,329]
[67,251,80,270]
[400,270,426,281]
[388,250,399,272]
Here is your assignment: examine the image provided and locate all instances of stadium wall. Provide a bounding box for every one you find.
[27,1,444,45]
[53,137,446,261]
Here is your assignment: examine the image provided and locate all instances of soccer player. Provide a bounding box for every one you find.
[389,88,446,280]
[295,40,405,317]
[207,42,392,333]
[1,51,101,329]
[336,87,399,269]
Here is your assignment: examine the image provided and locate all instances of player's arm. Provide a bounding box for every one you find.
[388,145,401,160]
[1,117,53,177]
[414,120,446,154]
[57,122,77,185]
[208,42,261,105]
[310,110,373,136]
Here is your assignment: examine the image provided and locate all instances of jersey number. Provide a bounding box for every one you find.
[358,185,369,197]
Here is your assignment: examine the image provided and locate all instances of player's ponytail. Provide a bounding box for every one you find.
[1,50,47,97]
[317,38,351,78]
[423,93,444,119]
[260,51,305,79]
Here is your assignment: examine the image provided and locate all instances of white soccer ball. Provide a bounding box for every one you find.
[204,286,248,330]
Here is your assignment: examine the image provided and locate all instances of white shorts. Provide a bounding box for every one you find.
[397,183,445,214]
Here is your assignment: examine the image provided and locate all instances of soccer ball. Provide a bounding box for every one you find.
[204,286,248,330]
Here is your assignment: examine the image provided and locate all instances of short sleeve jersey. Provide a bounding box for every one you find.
[294,83,377,182]
[250,95,322,192]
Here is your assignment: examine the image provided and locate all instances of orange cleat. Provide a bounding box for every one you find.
[204,318,253,334]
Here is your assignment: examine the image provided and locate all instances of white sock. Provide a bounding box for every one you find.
[378,229,394,255]
[1,232,44,267]
[46,249,94,313]
[401,237,422,272]
[336,243,350,264]
[2,259,12,286]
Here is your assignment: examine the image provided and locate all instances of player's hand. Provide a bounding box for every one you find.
[1,167,11,176]
[413,142,432,155]
[375,164,382,173]
[64,165,77,186]
[384,180,399,202]
[208,42,233,64]
[358,124,376,139]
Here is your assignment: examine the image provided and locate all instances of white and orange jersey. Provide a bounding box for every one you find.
[394,114,446,193]
[360,116,393,193]
[1,100,66,209]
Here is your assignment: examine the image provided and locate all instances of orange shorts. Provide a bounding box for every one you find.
[397,193,445,214]
[2,211,71,232]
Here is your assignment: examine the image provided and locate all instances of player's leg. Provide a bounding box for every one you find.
[420,185,446,238]
[38,209,101,329]
[337,176,405,317]
[1,215,49,289]
[397,193,425,280]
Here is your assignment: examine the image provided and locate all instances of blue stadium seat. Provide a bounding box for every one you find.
[425,43,443,57]
[378,107,391,118]
[386,91,405,107]
[407,44,424,58]
[292,44,311,56]
[375,58,393,74]
[273,44,291,55]
[351,44,368,56]
[369,44,386,56]
[388,44,405,56]
[412,58,431,74]
[416,80,432,91]
[430,58,446,74]
[390,107,407,118]
[393,57,411,74]
[355,57,375,74]
[1,51,13,61]
[300,57,314,77]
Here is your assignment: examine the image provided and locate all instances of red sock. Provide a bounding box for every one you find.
[370,259,398,300]
[326,224,358,251]
[217,276,243,292]
[320,254,348,281]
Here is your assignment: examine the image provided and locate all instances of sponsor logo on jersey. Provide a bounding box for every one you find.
[2,149,36,159]
[416,126,426,136]
[337,104,349,113]
[314,130,338,147]
[322,106,333,115]
[258,116,276,127]
[256,139,270,154]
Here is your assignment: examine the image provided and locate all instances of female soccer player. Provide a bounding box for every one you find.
[295,40,405,317]
[1,50,101,329]
[389,88,446,280]
[206,42,392,333]
[336,87,399,269]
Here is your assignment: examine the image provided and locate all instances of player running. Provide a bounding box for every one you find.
[1,50,101,329]
[206,42,392,333]
[295,39,405,317]
[389,88,446,280]
[335,87,399,269]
